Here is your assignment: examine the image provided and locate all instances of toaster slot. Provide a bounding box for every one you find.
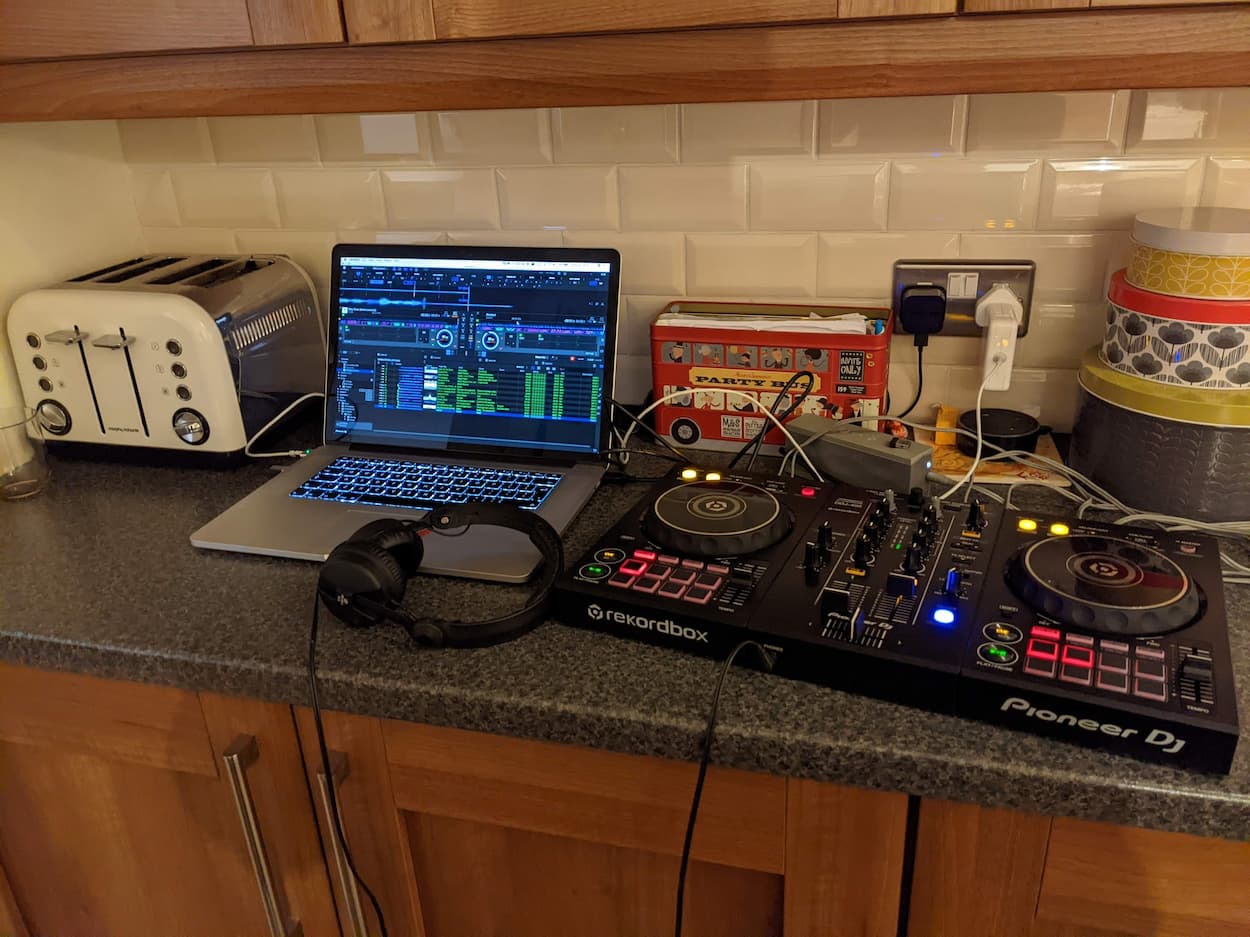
[96,256,184,284]
[184,257,272,288]
[148,257,234,285]
[72,325,106,434]
[67,257,146,282]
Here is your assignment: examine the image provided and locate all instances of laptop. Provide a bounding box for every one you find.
[191,243,621,582]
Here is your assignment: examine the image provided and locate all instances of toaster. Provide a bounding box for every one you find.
[5,254,325,462]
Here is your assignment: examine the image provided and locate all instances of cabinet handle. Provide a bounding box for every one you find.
[223,735,304,937]
[317,751,369,937]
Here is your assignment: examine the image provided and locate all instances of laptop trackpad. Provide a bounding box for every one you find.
[344,510,541,584]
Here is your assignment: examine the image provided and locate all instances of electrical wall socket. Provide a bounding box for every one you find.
[892,260,1036,338]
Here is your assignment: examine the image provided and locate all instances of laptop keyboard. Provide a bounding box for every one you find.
[289,457,562,512]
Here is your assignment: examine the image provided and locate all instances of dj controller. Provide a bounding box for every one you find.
[555,468,1240,773]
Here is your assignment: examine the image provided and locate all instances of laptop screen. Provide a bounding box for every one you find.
[325,246,620,457]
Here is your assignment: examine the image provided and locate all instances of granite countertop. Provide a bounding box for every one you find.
[2,452,1248,840]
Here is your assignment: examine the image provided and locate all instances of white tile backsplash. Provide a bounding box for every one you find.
[1038,158,1204,230]
[686,234,818,297]
[112,89,1250,422]
[966,92,1129,156]
[890,160,1041,231]
[681,101,815,161]
[171,169,280,228]
[562,232,684,295]
[497,166,618,230]
[431,109,552,165]
[818,233,959,300]
[553,106,678,163]
[749,162,887,231]
[1202,158,1250,208]
[382,169,498,229]
[275,169,385,230]
[130,169,180,227]
[818,96,966,157]
[619,165,748,231]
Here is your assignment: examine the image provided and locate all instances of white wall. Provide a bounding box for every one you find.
[0,121,144,409]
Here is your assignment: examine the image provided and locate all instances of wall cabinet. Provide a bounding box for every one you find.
[0,0,342,62]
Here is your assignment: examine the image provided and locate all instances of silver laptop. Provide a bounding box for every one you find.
[192,244,621,582]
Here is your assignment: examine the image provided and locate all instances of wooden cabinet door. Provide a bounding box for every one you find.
[962,0,1089,12]
[0,0,341,62]
[840,0,956,18]
[296,708,907,937]
[428,0,839,40]
[0,664,339,937]
[909,798,1250,937]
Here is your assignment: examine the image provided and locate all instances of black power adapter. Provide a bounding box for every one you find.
[892,283,948,419]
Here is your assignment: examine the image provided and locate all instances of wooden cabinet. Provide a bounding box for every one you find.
[342,0,437,43]
[909,799,1250,937]
[428,0,839,40]
[963,0,1089,12]
[0,664,339,937]
[294,708,909,937]
[0,0,342,62]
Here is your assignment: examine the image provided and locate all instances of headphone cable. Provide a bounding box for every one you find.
[674,640,775,937]
[309,595,390,937]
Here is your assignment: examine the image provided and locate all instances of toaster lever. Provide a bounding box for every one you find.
[45,329,88,345]
[91,333,135,349]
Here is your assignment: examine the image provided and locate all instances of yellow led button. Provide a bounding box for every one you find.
[1050,522,1070,536]
[1017,518,1038,532]
[681,468,699,480]
[705,471,722,482]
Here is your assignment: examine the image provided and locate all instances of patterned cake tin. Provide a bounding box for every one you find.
[1071,347,1250,522]
[1126,207,1250,301]
[1101,271,1250,390]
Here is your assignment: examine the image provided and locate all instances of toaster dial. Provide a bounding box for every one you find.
[173,408,209,445]
[36,400,71,436]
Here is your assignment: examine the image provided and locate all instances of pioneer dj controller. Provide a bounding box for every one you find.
[555,468,1239,773]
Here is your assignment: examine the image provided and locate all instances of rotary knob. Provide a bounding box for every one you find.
[36,399,71,436]
[172,408,209,445]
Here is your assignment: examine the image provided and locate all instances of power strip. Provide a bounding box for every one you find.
[786,414,933,491]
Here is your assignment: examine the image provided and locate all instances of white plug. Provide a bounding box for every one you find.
[974,283,1024,391]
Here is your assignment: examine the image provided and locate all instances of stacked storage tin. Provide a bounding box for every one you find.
[1071,207,1250,521]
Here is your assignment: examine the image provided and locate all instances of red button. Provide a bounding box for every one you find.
[1026,638,1059,661]
[801,486,817,497]
[1031,625,1061,641]
[632,549,658,562]
[619,559,649,576]
[1061,645,1094,668]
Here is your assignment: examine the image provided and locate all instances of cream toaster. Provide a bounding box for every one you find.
[6,254,325,462]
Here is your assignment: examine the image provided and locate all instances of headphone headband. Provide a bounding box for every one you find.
[318,503,564,648]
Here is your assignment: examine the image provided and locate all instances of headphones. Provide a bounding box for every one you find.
[317,503,565,648]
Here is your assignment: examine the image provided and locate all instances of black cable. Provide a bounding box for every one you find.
[726,370,814,472]
[895,345,925,420]
[674,639,775,937]
[309,596,390,937]
[610,398,688,461]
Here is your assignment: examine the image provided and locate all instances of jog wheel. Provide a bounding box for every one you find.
[1006,535,1200,636]
[644,479,793,557]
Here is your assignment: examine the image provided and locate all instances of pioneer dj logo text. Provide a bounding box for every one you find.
[585,604,709,643]
[1001,697,1186,754]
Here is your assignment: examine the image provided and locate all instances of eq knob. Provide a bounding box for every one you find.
[907,486,926,510]
[944,567,964,597]
[965,498,987,532]
[803,541,824,584]
[883,489,897,514]
[853,534,874,569]
[903,544,924,575]
[816,520,835,553]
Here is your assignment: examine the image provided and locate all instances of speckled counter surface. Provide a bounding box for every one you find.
[2,454,1248,839]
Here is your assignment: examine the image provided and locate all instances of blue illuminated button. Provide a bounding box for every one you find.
[932,607,957,626]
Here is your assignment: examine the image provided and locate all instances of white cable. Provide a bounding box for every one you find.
[620,389,824,482]
[245,392,324,459]
[938,359,1002,501]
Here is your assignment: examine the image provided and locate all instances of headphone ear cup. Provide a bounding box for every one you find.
[318,539,408,628]
[345,519,425,577]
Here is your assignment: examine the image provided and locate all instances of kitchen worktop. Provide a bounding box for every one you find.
[1,453,1248,839]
